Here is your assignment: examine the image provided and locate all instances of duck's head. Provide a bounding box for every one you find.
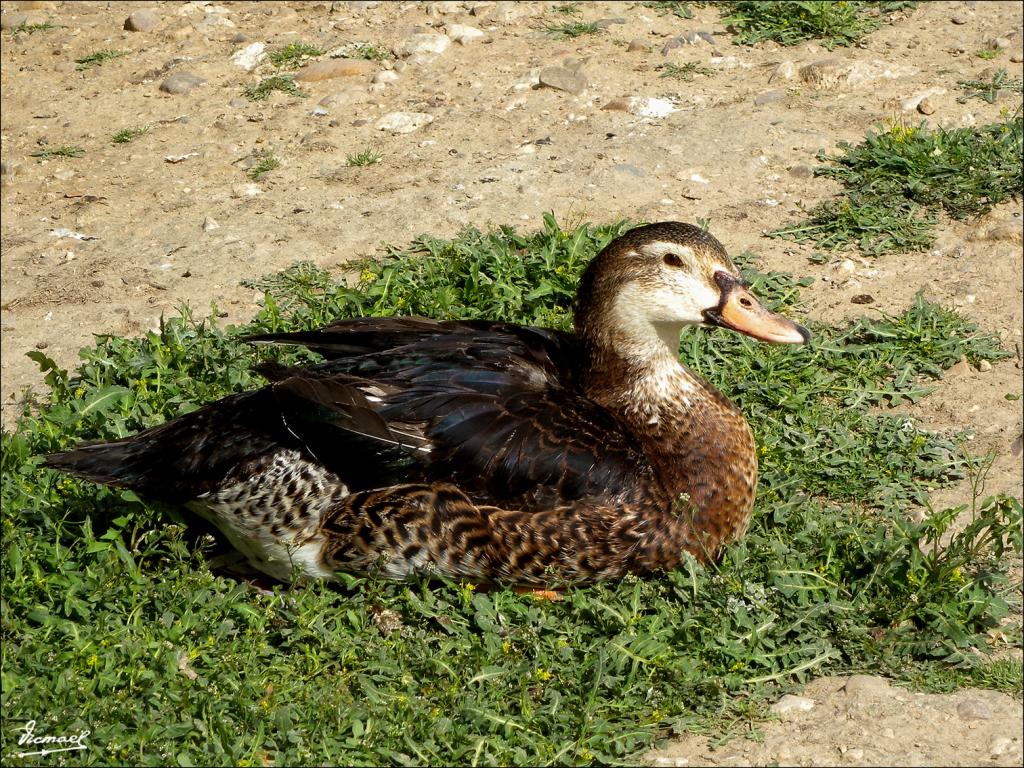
[575,222,810,355]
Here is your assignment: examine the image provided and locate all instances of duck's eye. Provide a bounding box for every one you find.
[663,253,684,268]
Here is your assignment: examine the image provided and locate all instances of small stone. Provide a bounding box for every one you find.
[843,674,891,698]
[771,60,797,81]
[53,169,75,181]
[231,42,266,72]
[789,164,813,178]
[769,695,815,717]
[1,160,18,176]
[319,87,369,107]
[393,32,450,58]
[228,96,248,108]
[630,97,676,118]
[231,32,248,43]
[917,97,935,115]
[957,697,992,720]
[160,71,205,95]
[1011,52,1024,64]
[661,36,683,55]
[202,216,220,231]
[372,69,399,84]
[601,97,632,111]
[232,183,263,197]
[611,163,645,178]
[124,8,160,32]
[376,111,434,134]
[594,17,627,29]
[989,36,1011,50]
[447,23,485,44]
[851,294,875,304]
[989,736,1019,757]
[295,58,375,82]
[469,2,494,17]
[754,89,786,106]
[951,14,969,24]
[947,356,975,377]
[538,66,587,95]
[0,13,30,30]
[978,359,992,372]
[627,38,650,52]
[430,1,465,14]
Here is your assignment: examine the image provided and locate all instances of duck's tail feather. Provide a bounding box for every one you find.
[41,390,287,500]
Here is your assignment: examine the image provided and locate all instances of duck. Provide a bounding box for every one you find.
[44,222,809,587]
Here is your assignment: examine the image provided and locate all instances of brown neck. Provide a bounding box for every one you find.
[578,326,758,560]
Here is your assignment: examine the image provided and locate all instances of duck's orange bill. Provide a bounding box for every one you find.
[708,273,811,344]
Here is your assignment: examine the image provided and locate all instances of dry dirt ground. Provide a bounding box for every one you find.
[1,1,1022,765]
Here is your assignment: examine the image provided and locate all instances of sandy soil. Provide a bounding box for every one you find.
[1,1,1021,764]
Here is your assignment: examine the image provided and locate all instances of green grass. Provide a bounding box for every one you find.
[660,62,713,80]
[243,75,307,102]
[6,21,58,35]
[247,150,281,181]
[723,1,917,50]
[771,114,1023,255]
[551,2,582,13]
[342,42,391,61]
[642,1,705,18]
[111,126,150,145]
[75,49,129,70]
[546,20,604,38]
[2,213,1020,765]
[268,42,324,69]
[975,48,1000,60]
[958,68,1024,104]
[29,145,85,160]
[345,149,382,167]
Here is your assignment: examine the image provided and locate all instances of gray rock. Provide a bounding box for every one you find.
[661,36,683,55]
[124,8,160,32]
[231,32,248,44]
[627,38,650,52]
[917,97,935,115]
[843,674,891,698]
[0,13,30,31]
[376,111,434,134]
[957,697,993,720]
[539,66,586,94]
[769,694,816,717]
[789,164,813,178]
[393,32,450,58]
[612,164,645,177]
[754,89,786,106]
[951,14,969,24]
[594,17,627,28]
[160,72,205,95]
[1011,51,1024,63]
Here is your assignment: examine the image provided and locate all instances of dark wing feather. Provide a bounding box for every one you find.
[249,318,654,509]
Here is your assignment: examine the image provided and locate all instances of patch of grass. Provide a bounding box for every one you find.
[551,2,582,13]
[975,48,1000,60]
[242,75,307,102]
[643,1,703,18]
[247,149,280,181]
[958,68,1024,103]
[771,115,1023,255]
[111,126,150,145]
[268,42,324,69]
[3,215,1020,764]
[723,1,917,50]
[345,148,382,167]
[660,62,713,80]
[74,48,129,70]
[29,145,85,160]
[342,42,391,61]
[546,20,604,38]
[6,21,58,35]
